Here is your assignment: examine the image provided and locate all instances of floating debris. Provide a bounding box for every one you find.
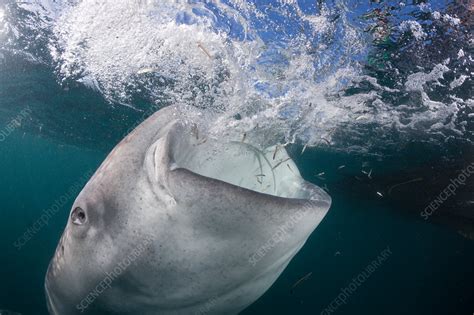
[241,132,247,142]
[197,42,212,59]
[290,272,313,293]
[388,177,423,195]
[334,251,341,256]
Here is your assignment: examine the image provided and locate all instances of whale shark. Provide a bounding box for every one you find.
[45,106,331,315]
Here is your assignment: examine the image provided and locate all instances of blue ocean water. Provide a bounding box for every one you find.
[0,0,473,314]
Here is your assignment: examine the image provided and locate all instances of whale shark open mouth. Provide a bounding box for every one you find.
[169,123,326,202]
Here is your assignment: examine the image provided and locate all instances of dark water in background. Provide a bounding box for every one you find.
[1,128,473,315]
[0,0,473,314]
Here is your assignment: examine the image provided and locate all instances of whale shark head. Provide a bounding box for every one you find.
[45,106,331,315]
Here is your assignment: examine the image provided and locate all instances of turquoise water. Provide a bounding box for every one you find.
[0,0,473,314]
[1,130,473,314]
[0,132,103,314]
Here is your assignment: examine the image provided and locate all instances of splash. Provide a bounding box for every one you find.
[2,0,473,153]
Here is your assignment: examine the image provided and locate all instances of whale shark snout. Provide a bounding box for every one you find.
[45,106,331,315]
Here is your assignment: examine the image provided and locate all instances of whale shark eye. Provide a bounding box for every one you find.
[71,207,87,225]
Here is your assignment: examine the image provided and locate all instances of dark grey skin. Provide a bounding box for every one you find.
[45,106,331,315]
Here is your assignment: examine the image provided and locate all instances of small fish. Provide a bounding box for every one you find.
[301,144,308,155]
[272,157,291,170]
[316,171,325,177]
[321,138,331,145]
[241,133,247,142]
[337,165,346,170]
[137,68,154,74]
[197,138,207,145]
[290,272,313,293]
[287,164,295,174]
[273,145,280,160]
[376,191,384,197]
[368,169,373,179]
[197,42,212,59]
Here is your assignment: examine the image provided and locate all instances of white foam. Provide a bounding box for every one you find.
[4,0,472,152]
[399,20,426,40]
[450,75,468,89]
